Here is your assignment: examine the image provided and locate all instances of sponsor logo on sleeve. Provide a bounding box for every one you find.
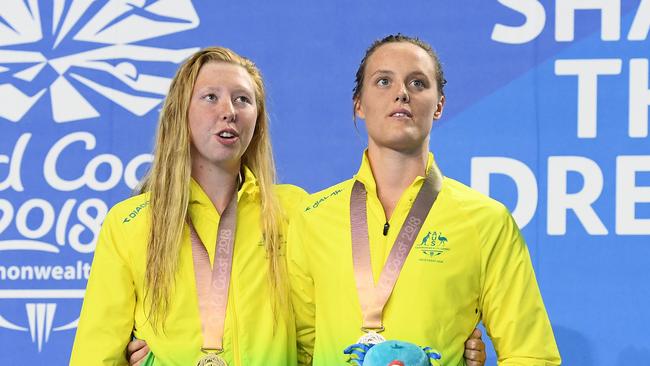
[304,188,344,212]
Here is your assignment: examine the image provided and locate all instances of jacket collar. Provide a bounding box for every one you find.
[189,165,258,209]
[353,150,438,196]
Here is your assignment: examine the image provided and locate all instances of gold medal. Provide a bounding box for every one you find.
[357,331,386,345]
[196,353,227,366]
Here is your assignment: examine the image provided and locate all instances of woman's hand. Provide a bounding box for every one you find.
[126,339,149,366]
[465,328,487,366]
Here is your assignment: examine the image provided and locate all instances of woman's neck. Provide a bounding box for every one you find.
[367,143,428,220]
[192,162,240,214]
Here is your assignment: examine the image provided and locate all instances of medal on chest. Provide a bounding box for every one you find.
[344,169,443,365]
[189,193,237,366]
[357,329,386,345]
[196,352,227,366]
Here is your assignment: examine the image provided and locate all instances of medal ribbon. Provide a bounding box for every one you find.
[350,170,439,331]
[189,193,237,352]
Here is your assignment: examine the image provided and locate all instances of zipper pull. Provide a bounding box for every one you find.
[383,222,390,236]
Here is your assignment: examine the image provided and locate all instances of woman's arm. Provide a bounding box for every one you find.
[69,208,136,366]
[480,207,561,365]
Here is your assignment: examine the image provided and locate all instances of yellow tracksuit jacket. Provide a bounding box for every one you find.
[287,152,561,365]
[70,168,307,366]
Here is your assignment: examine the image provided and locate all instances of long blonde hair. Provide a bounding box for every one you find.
[139,47,285,330]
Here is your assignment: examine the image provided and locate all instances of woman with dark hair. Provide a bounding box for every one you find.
[287,34,561,365]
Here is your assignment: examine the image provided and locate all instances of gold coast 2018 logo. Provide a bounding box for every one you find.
[0,0,199,123]
[0,0,200,353]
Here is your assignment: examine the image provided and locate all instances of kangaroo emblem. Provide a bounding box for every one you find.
[420,232,431,246]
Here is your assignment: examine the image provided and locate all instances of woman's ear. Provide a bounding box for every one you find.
[433,95,445,120]
[354,98,365,120]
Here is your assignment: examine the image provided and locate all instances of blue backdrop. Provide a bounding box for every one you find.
[1,1,648,364]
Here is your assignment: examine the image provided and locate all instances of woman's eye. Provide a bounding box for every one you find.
[411,79,425,88]
[376,78,390,87]
[235,95,252,104]
[203,93,217,102]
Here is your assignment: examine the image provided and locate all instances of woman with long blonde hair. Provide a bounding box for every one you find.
[70,46,306,366]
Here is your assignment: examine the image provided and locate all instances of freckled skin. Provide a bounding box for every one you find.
[188,62,258,174]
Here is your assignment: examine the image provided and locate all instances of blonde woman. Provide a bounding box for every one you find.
[70,47,306,366]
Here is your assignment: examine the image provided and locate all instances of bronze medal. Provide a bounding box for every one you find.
[348,168,440,348]
[357,330,386,345]
[189,191,238,366]
[196,353,227,366]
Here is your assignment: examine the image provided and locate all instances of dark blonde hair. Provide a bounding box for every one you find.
[139,47,285,330]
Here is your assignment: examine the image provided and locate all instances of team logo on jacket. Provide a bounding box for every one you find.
[415,231,450,263]
[0,0,200,355]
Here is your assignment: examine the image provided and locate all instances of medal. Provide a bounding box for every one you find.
[349,167,440,338]
[190,191,238,366]
[196,353,227,366]
[357,330,386,345]
[345,167,441,363]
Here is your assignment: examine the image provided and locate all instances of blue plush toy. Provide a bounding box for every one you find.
[344,340,442,366]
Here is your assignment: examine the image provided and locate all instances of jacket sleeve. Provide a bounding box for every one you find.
[479,206,561,365]
[286,209,316,366]
[69,208,135,366]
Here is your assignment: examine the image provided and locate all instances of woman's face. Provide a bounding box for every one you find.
[355,42,444,152]
[188,62,258,172]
